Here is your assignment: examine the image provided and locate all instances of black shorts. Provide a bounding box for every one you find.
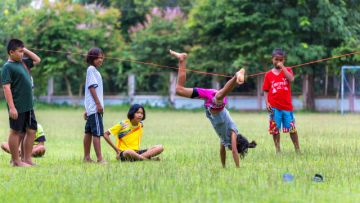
[119,149,148,162]
[9,109,37,133]
[191,88,199,98]
[84,113,104,136]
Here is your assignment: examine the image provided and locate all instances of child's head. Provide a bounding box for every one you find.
[127,104,146,122]
[271,48,286,69]
[236,134,257,158]
[86,47,104,68]
[7,39,25,61]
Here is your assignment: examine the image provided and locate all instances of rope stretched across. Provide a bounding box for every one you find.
[30,48,360,78]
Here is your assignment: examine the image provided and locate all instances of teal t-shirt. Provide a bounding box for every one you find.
[1,61,33,113]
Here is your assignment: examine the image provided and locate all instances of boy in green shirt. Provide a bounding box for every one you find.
[1,39,41,167]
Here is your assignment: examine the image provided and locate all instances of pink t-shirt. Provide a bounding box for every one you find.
[196,88,227,111]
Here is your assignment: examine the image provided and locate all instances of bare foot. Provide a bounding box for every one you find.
[83,158,95,163]
[169,50,187,61]
[97,160,107,164]
[151,157,161,161]
[23,160,36,166]
[11,160,32,167]
[235,68,245,85]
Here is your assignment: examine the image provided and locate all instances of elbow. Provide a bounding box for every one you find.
[34,58,41,65]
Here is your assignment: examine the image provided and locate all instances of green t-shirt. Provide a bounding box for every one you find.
[1,61,33,113]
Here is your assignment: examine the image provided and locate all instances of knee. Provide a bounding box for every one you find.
[176,85,184,94]
[33,146,46,157]
[155,145,164,153]
[123,150,135,157]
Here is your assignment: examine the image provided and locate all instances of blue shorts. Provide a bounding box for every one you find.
[269,108,296,135]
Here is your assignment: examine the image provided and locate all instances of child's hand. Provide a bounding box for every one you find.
[266,102,273,113]
[116,151,121,160]
[96,103,103,113]
[9,107,18,120]
[276,62,285,69]
[83,112,87,120]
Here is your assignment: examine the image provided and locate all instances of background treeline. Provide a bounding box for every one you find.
[1,0,360,110]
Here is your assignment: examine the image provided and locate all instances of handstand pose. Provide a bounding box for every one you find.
[170,50,256,168]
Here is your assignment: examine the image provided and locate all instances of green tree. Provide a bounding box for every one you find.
[129,7,188,94]
[20,2,127,97]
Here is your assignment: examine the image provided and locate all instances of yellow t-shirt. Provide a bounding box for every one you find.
[108,119,143,151]
[34,124,46,145]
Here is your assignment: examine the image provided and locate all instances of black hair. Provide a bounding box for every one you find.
[86,47,104,66]
[272,48,286,57]
[236,134,257,158]
[7,39,24,54]
[127,104,146,121]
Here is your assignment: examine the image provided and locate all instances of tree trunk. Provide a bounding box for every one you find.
[168,72,176,108]
[302,73,315,111]
[128,73,135,105]
[324,65,328,96]
[256,75,264,111]
[211,76,220,90]
[64,75,73,97]
[78,82,84,97]
[47,77,54,103]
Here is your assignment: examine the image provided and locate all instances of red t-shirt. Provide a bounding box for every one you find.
[262,67,293,111]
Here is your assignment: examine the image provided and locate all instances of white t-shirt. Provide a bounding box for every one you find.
[84,65,104,115]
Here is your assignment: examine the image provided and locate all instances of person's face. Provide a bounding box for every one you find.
[272,55,285,69]
[93,54,104,67]
[9,47,24,61]
[133,108,144,123]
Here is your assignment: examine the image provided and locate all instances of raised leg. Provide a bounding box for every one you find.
[170,50,194,98]
[215,68,245,102]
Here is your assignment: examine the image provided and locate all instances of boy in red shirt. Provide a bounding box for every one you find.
[262,48,300,153]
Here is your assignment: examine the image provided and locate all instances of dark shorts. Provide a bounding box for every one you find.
[85,113,104,136]
[119,149,148,162]
[9,109,37,133]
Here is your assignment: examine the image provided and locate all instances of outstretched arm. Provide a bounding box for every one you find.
[220,143,226,168]
[231,131,240,168]
[103,131,120,155]
[215,68,245,102]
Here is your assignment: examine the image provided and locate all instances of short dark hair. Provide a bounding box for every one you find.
[7,39,24,54]
[127,104,146,121]
[86,47,104,66]
[272,48,286,57]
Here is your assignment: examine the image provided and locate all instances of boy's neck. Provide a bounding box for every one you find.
[8,57,17,62]
[130,119,139,126]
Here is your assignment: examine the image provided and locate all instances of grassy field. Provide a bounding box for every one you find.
[0,107,359,202]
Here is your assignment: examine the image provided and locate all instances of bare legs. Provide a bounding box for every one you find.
[83,133,93,162]
[169,50,193,98]
[170,49,245,102]
[290,132,301,153]
[8,130,31,167]
[121,145,164,161]
[272,132,301,154]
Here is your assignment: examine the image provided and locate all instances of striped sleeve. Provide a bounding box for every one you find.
[86,66,98,89]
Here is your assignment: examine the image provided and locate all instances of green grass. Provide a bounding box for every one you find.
[0,108,359,202]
